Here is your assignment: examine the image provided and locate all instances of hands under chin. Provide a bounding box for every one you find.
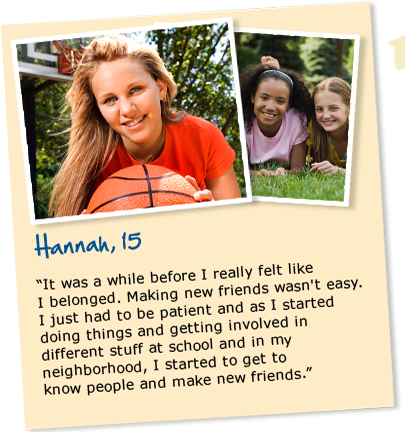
[185,175,214,202]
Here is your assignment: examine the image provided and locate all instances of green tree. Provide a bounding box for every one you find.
[145,24,245,193]
[35,81,71,218]
[236,45,261,74]
[236,33,305,74]
[300,37,354,87]
[18,40,75,218]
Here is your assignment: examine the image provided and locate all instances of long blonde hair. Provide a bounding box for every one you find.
[311,77,351,163]
[49,34,182,217]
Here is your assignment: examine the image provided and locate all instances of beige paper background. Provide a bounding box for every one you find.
[1,3,393,430]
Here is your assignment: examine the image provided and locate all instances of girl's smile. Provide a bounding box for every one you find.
[251,78,290,136]
[314,90,350,133]
[123,115,146,127]
[92,58,167,157]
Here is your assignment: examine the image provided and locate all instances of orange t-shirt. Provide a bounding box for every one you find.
[95,115,235,192]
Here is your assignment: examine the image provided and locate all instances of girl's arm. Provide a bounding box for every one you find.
[271,140,307,176]
[205,165,242,200]
[289,140,307,173]
[246,143,276,177]
[310,161,346,174]
[186,165,241,201]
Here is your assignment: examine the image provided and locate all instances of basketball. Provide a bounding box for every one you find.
[86,165,198,214]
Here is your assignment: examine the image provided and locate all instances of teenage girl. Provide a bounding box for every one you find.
[49,34,241,217]
[308,77,351,174]
[240,62,312,177]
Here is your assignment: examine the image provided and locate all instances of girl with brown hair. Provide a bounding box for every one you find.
[49,34,241,217]
[308,77,351,174]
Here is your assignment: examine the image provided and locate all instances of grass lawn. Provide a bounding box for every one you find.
[250,162,346,202]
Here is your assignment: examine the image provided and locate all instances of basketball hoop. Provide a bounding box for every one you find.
[52,41,83,76]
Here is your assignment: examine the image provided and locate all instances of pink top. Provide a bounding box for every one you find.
[245,108,309,166]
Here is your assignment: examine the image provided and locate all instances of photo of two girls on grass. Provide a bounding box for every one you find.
[237,31,356,202]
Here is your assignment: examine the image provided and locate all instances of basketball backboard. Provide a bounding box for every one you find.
[17,40,85,82]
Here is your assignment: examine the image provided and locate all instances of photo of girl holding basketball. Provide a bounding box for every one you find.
[49,34,241,217]
[240,63,312,178]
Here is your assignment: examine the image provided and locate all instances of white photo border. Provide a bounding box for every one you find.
[11,17,251,225]
[235,27,360,207]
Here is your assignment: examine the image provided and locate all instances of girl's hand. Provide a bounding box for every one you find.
[81,209,87,215]
[273,167,287,176]
[310,161,343,174]
[250,168,287,177]
[185,175,214,202]
[261,56,280,69]
[250,169,275,177]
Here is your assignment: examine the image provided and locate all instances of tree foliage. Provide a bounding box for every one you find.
[236,33,306,74]
[236,33,355,88]
[300,37,354,87]
[144,24,244,192]
[34,81,71,218]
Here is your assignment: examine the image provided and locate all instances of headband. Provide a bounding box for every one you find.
[260,69,294,88]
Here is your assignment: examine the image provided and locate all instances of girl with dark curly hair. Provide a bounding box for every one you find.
[240,60,312,177]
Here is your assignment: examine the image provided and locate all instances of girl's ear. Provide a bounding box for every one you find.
[156,79,168,101]
[251,93,255,104]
